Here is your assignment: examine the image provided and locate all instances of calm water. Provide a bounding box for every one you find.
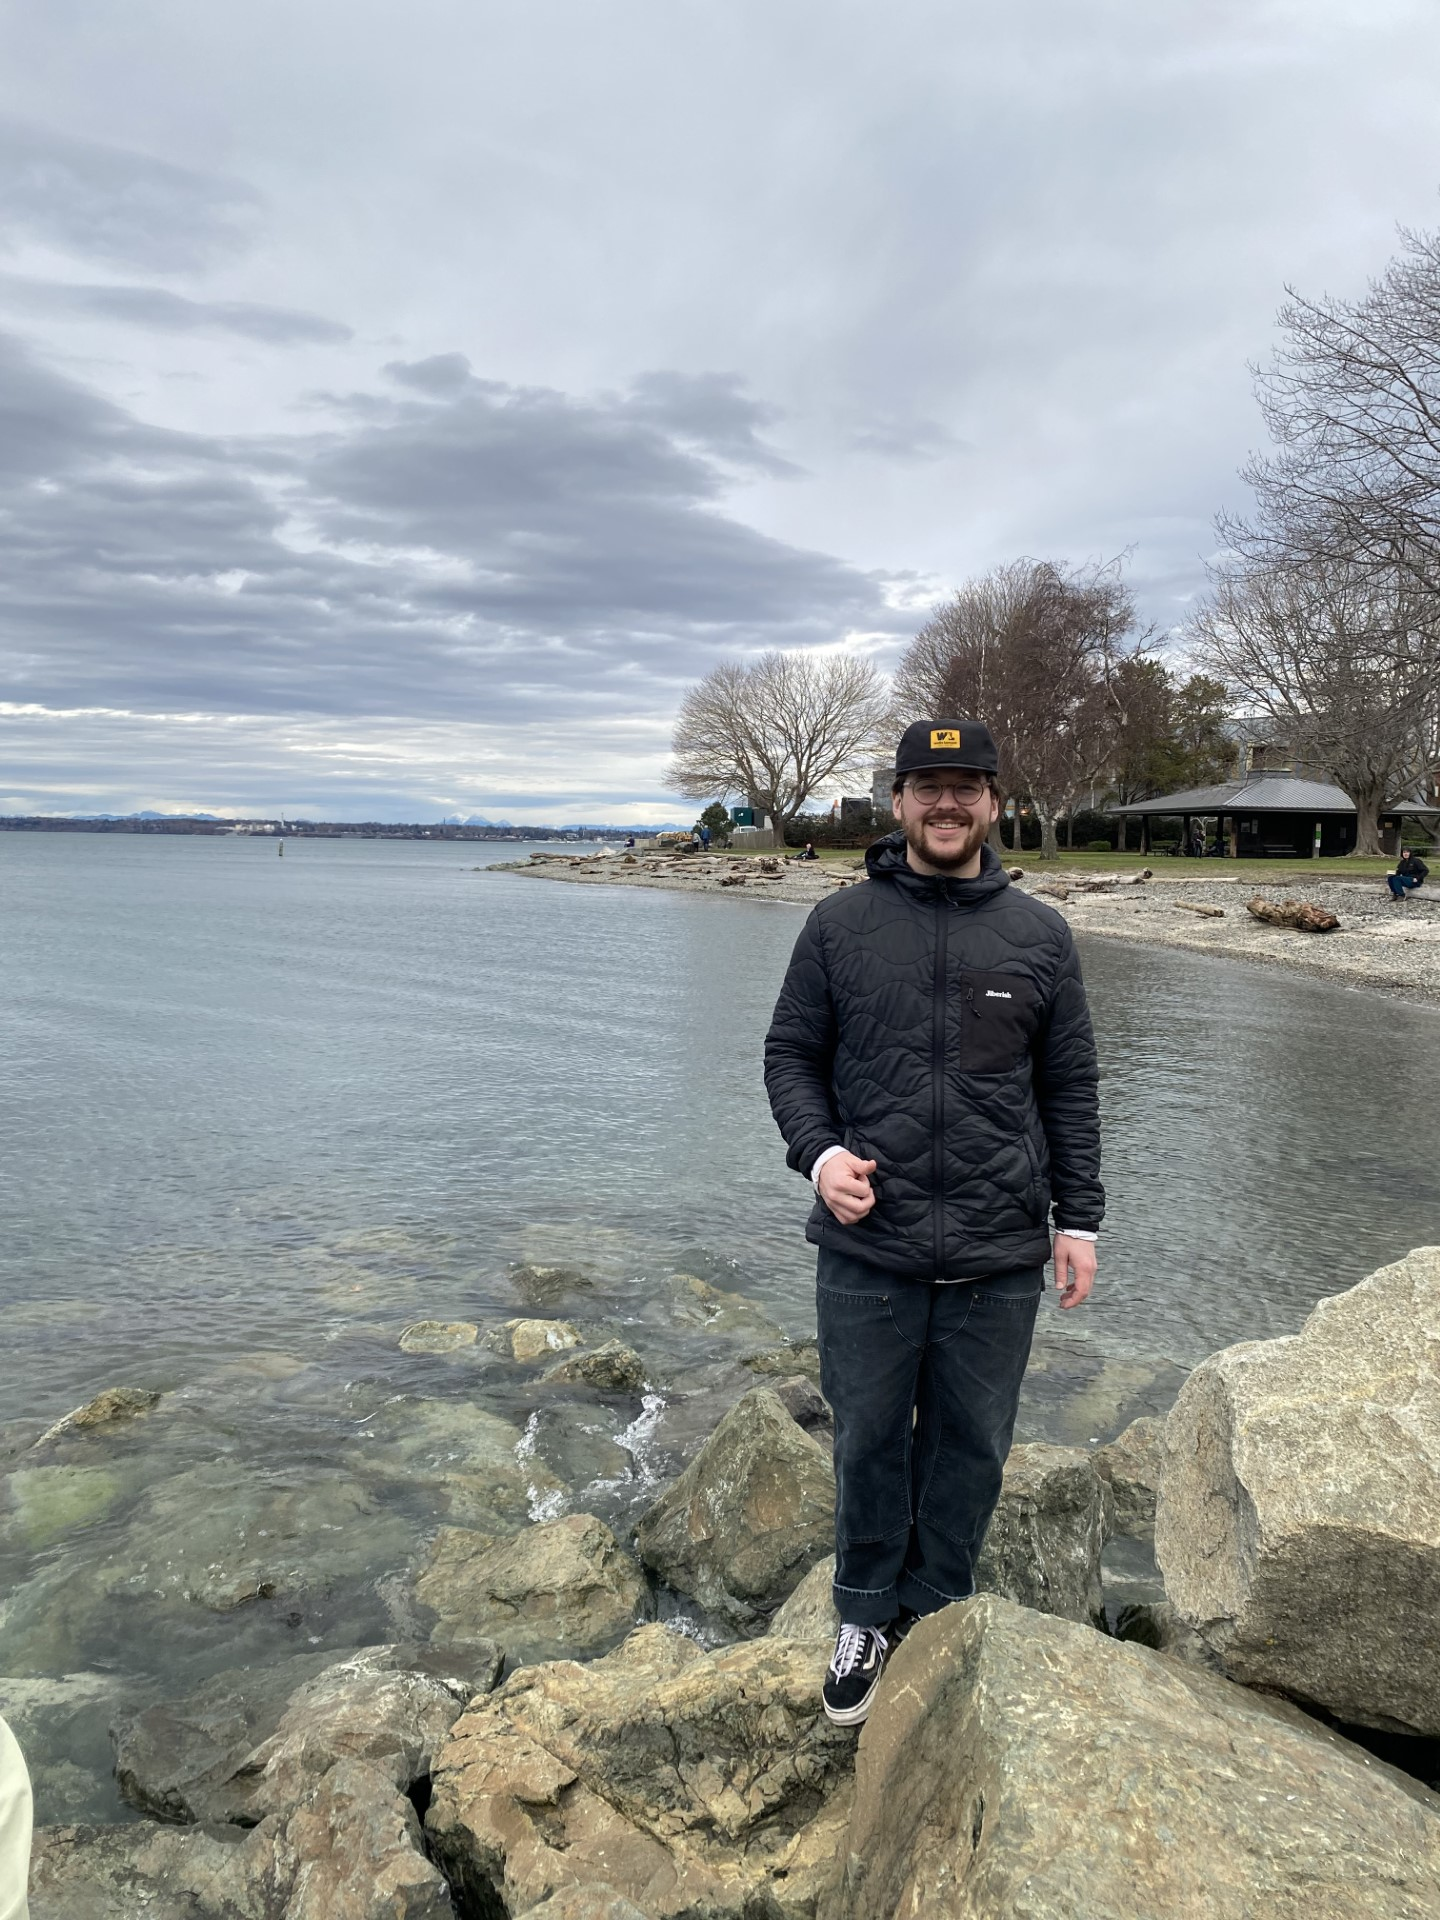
[2,832,1436,1416]
[1,832,1438,1820]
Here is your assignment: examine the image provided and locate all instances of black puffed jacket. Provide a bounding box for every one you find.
[764,834,1103,1278]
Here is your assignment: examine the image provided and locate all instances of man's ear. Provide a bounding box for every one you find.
[891,788,903,823]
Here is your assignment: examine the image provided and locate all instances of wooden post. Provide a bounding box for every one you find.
[1182,813,1191,857]
[1140,814,1150,854]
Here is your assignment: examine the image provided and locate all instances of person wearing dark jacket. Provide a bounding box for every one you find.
[1387,847,1429,900]
[764,719,1102,1725]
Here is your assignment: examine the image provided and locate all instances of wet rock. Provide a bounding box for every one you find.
[0,1673,129,1826]
[355,1395,555,1534]
[664,1275,786,1344]
[1,1465,129,1550]
[99,1464,415,1613]
[511,1264,595,1310]
[31,1757,451,1919]
[543,1341,647,1394]
[426,1622,855,1919]
[35,1387,159,1448]
[397,1320,478,1353]
[1093,1415,1164,1537]
[518,1404,632,1498]
[1156,1246,1440,1736]
[491,1318,583,1362]
[834,1594,1440,1920]
[635,1387,835,1629]
[740,1339,823,1386]
[111,1647,345,1823]
[113,1645,487,1827]
[974,1442,1112,1626]
[767,1555,838,1643]
[771,1375,833,1443]
[418,1514,651,1665]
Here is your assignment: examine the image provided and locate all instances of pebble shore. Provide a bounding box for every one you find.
[495,849,1440,1009]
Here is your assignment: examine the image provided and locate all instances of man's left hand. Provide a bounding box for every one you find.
[1053,1235,1096,1309]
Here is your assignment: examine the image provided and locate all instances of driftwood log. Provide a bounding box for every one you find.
[1129,868,1154,884]
[1175,902,1225,918]
[1246,895,1340,933]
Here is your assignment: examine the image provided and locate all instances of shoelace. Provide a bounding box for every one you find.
[832,1622,888,1677]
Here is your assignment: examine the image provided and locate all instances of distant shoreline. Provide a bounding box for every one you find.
[496,850,1440,1009]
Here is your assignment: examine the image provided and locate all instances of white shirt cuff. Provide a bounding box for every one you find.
[1055,1227,1098,1241]
[809,1145,846,1186]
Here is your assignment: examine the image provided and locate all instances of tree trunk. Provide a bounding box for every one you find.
[1349,787,1384,856]
[987,819,1006,855]
[1037,810,1060,860]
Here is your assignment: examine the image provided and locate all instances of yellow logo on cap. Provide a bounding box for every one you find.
[930,728,961,749]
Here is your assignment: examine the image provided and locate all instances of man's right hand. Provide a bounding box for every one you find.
[816,1151,878,1224]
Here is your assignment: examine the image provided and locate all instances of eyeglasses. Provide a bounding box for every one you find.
[907,775,990,805]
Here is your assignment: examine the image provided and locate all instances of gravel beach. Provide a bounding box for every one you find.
[495,849,1440,1009]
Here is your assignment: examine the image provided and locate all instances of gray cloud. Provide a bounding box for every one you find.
[0,117,261,271]
[0,272,351,344]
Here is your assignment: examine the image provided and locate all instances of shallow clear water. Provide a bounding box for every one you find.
[1,833,1437,1818]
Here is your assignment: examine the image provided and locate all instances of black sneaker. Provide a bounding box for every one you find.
[822,1622,891,1726]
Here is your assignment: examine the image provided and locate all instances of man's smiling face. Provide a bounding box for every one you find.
[892,769,999,875]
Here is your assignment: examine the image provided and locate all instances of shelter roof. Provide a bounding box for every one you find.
[1112,776,1357,816]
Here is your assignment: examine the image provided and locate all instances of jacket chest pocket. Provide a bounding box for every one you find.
[959,969,1038,1074]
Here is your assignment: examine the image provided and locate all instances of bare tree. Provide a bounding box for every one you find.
[1228,224,1440,605]
[1193,554,1440,853]
[667,650,889,844]
[894,559,1145,858]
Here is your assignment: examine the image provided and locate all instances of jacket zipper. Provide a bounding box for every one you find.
[932,891,949,1280]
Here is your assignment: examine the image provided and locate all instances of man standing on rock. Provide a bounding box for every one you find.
[764,719,1103,1725]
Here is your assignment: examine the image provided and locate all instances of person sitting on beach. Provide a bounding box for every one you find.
[790,842,818,862]
[1386,846,1429,900]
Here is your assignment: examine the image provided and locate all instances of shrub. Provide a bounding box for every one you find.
[1086,839,1112,853]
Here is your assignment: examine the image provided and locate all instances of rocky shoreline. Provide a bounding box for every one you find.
[16,1245,1440,1917]
[495,850,1440,1008]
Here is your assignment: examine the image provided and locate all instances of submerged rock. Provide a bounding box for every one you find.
[1093,1415,1164,1537]
[397,1320,478,1353]
[418,1514,651,1665]
[491,1318,583,1362]
[543,1340,647,1394]
[510,1264,596,1310]
[1156,1245,1440,1736]
[426,1622,854,1919]
[974,1442,1112,1626]
[34,1387,160,1448]
[834,1594,1440,1919]
[1,1464,130,1551]
[635,1387,834,1629]
[664,1274,786,1344]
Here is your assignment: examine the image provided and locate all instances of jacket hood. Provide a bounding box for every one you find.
[865,830,1012,906]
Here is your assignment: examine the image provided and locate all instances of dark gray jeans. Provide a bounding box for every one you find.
[815,1246,1042,1628]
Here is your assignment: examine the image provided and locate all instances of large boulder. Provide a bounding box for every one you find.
[1093,1414,1164,1537]
[1156,1246,1440,1735]
[635,1387,834,1627]
[973,1442,1111,1626]
[30,1758,451,1919]
[112,1644,497,1827]
[831,1594,1440,1919]
[417,1513,651,1664]
[426,1622,854,1919]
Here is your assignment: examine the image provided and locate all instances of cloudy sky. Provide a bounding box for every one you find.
[2,1,1438,822]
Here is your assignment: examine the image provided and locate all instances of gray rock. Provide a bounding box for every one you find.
[510,1264,595,1310]
[0,1673,130,1826]
[767,1555,838,1643]
[974,1442,1112,1625]
[31,1756,451,1919]
[520,1888,650,1920]
[426,1622,854,1919]
[1156,1245,1440,1736]
[635,1387,834,1629]
[739,1339,822,1385]
[490,1318,583,1362]
[833,1594,1440,1920]
[1093,1415,1164,1537]
[1112,1600,1226,1673]
[542,1341,647,1394]
[418,1513,651,1664]
[113,1643,500,1827]
[356,1395,561,1535]
[397,1320,478,1353]
[662,1275,786,1345]
[35,1388,160,1448]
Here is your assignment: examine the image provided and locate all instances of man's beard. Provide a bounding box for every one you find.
[903,811,990,871]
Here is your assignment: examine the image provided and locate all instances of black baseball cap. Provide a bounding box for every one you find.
[894,719,999,778]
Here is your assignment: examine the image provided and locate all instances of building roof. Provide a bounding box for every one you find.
[1111,776,1359,816]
